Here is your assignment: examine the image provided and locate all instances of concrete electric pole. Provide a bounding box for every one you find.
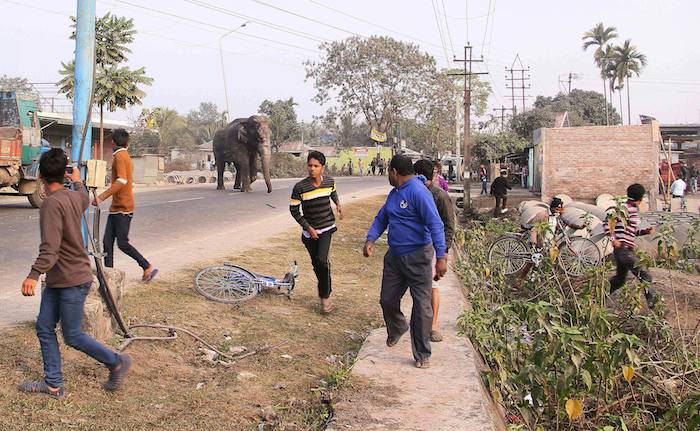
[450,45,488,215]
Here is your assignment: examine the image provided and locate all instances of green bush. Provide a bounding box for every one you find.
[455,221,700,430]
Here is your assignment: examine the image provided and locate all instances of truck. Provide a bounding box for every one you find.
[0,91,48,207]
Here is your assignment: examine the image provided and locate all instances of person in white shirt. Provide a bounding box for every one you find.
[670,178,687,212]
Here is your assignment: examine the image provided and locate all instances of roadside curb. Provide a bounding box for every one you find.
[332,255,498,430]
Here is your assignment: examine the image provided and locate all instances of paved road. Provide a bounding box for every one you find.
[0,176,389,326]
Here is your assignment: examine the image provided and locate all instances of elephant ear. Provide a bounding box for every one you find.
[236,123,248,143]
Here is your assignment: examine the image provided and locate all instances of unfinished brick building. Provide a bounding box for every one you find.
[531,122,660,206]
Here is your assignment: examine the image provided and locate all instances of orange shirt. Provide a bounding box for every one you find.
[108,148,134,213]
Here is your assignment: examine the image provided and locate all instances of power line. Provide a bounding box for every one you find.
[307,0,444,50]
[440,0,455,57]
[250,0,363,38]
[114,1,320,54]
[180,0,329,43]
[480,0,493,56]
[431,0,451,65]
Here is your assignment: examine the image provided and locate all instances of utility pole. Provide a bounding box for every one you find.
[492,105,513,131]
[450,45,488,215]
[505,55,531,115]
[219,21,249,122]
[72,0,96,243]
[558,72,580,94]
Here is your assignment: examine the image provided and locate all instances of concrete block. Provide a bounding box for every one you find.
[80,268,126,341]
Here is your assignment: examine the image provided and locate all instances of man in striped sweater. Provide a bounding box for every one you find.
[290,151,343,314]
[605,183,656,305]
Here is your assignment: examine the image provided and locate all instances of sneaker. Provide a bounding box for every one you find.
[104,354,132,391]
[18,381,64,398]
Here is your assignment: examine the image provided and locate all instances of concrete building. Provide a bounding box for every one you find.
[531,122,660,205]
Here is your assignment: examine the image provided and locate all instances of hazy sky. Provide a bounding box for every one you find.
[4,0,699,126]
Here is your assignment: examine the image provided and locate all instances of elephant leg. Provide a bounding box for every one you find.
[238,158,253,192]
[233,162,242,190]
[249,152,258,184]
[216,159,225,190]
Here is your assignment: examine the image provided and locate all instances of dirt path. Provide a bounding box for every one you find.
[332,261,497,430]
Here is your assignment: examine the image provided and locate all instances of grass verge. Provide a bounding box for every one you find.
[0,196,388,431]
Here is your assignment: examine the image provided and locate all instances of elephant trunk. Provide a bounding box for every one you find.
[261,147,272,193]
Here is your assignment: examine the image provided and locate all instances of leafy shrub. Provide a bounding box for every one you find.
[455,221,700,430]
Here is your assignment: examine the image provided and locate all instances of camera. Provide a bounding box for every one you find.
[66,165,74,174]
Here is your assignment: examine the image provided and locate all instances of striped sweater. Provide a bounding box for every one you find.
[290,176,339,231]
[604,200,652,248]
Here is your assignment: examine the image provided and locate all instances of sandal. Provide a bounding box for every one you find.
[18,381,64,398]
[415,360,431,369]
[430,330,443,342]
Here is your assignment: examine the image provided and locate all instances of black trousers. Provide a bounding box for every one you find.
[301,228,335,299]
[494,195,507,216]
[380,245,434,362]
[609,247,651,292]
[104,213,150,270]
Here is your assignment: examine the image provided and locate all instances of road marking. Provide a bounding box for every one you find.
[165,197,207,203]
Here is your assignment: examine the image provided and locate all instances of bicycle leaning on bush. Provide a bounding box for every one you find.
[487,217,602,276]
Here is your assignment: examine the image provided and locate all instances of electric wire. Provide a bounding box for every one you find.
[431,0,451,66]
[250,0,363,38]
[181,0,329,43]
[306,0,444,50]
[440,0,456,57]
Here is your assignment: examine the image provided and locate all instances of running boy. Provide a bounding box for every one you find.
[605,183,657,305]
[290,151,343,314]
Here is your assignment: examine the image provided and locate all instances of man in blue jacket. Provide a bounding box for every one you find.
[363,155,447,369]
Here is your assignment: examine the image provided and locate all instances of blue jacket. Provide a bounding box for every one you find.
[366,176,446,258]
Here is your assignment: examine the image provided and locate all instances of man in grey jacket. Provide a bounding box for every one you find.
[414,160,455,342]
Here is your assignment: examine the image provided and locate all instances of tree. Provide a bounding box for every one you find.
[511,89,621,140]
[187,102,225,144]
[306,36,438,134]
[612,39,647,125]
[582,23,618,125]
[258,97,299,151]
[0,75,39,103]
[140,107,196,154]
[57,13,152,158]
[471,132,528,167]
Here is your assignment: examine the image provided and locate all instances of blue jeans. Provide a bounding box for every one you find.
[36,283,119,388]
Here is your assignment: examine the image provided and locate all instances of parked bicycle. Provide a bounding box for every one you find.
[487,218,601,277]
[194,261,298,304]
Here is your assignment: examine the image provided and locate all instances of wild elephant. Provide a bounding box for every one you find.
[213,115,272,193]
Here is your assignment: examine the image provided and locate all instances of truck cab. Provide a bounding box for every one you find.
[0,91,47,207]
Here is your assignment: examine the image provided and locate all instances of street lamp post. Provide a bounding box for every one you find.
[219,21,249,122]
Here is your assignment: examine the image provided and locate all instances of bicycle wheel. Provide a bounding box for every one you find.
[557,237,601,277]
[488,236,530,275]
[194,264,258,304]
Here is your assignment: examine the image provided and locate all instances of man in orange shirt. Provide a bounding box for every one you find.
[93,129,157,282]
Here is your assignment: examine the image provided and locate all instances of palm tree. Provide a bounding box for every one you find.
[58,13,147,159]
[613,39,647,125]
[582,23,618,125]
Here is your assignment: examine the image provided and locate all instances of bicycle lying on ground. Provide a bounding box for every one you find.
[194,261,298,304]
[487,218,602,277]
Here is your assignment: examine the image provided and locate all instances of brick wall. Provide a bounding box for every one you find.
[538,123,659,203]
